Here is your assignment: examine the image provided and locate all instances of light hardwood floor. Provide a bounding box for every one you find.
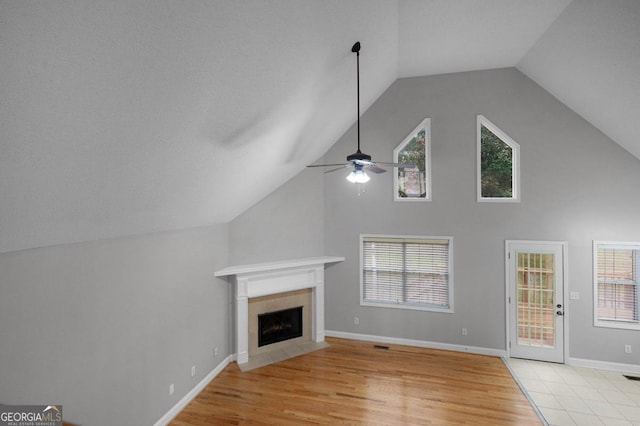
[170,337,541,425]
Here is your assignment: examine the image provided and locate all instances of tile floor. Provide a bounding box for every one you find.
[507,358,640,426]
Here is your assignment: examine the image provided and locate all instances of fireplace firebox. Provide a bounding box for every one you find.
[258,306,303,347]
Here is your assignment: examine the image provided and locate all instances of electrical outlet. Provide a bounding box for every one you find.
[625,345,632,354]
[169,384,174,396]
[353,316,359,325]
[462,328,468,336]
[570,291,580,300]
[191,365,196,377]
[214,347,218,358]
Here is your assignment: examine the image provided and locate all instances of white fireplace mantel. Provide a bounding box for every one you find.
[215,256,344,365]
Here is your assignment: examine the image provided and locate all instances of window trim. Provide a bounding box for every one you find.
[593,240,640,331]
[359,234,454,313]
[393,118,432,202]
[476,115,520,203]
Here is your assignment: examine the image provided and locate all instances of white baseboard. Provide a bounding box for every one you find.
[153,354,234,426]
[325,330,506,358]
[568,357,640,375]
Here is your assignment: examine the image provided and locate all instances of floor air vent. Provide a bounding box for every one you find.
[373,345,389,350]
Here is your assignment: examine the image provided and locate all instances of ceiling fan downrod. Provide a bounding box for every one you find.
[346,41,371,163]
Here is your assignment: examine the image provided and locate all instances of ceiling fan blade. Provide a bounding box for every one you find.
[324,165,350,174]
[374,162,416,169]
[364,164,386,174]
[307,163,349,168]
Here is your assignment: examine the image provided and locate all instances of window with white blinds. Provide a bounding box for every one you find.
[594,241,640,330]
[360,235,453,312]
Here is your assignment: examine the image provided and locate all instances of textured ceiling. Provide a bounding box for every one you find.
[1,0,639,254]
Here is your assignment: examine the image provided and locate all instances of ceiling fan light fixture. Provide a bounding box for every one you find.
[346,168,370,184]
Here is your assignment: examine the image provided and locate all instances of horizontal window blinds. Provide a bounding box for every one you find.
[362,237,450,309]
[596,245,639,323]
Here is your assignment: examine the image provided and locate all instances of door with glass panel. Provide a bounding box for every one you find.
[507,241,565,363]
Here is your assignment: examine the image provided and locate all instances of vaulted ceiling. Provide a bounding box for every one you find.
[1,0,639,254]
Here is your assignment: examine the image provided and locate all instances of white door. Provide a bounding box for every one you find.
[507,241,566,363]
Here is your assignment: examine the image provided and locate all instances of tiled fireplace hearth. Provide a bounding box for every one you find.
[215,256,344,370]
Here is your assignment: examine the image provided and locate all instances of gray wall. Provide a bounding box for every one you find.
[323,68,640,365]
[230,168,325,265]
[0,224,231,426]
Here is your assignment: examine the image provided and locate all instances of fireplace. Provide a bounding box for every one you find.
[248,289,311,356]
[258,306,303,347]
[214,256,345,367]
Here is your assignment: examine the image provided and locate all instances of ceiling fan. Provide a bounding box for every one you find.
[307,41,414,183]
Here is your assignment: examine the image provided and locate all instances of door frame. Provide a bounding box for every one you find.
[505,240,569,363]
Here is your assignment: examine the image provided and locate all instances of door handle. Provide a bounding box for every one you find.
[556,311,564,316]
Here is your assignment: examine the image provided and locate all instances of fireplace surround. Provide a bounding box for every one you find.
[215,256,344,367]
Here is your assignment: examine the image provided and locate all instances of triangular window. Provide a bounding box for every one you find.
[477,115,520,202]
[394,118,431,201]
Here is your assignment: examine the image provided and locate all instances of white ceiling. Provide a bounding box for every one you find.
[1,0,639,254]
[398,0,573,77]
